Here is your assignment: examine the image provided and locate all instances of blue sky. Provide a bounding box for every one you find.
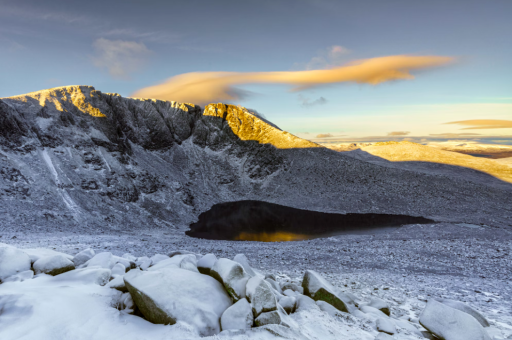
[0,0,511,140]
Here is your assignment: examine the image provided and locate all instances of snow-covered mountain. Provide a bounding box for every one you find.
[0,85,510,233]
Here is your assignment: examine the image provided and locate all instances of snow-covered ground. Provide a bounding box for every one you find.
[1,222,511,340]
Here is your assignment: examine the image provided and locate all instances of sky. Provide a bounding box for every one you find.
[0,0,511,142]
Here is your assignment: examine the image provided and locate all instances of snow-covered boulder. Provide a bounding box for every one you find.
[149,254,170,266]
[2,270,34,283]
[376,318,396,335]
[33,255,75,276]
[86,252,116,269]
[122,253,137,262]
[395,319,422,337]
[211,258,250,301]
[438,298,490,327]
[220,298,253,331]
[419,299,491,340]
[106,275,127,292]
[368,297,391,316]
[295,295,320,312]
[197,254,217,275]
[0,246,32,282]
[148,254,198,272]
[52,267,111,286]
[22,248,73,264]
[360,305,389,318]
[72,248,95,266]
[246,276,278,317]
[233,254,261,278]
[265,278,282,294]
[111,263,126,277]
[124,267,232,336]
[279,296,296,314]
[113,256,136,270]
[375,333,394,340]
[302,270,348,312]
[317,300,344,317]
[254,305,290,327]
[281,282,303,294]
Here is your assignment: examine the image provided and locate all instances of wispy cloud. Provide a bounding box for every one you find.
[430,133,481,137]
[92,38,152,79]
[0,5,91,24]
[102,28,181,44]
[305,45,351,70]
[298,94,328,108]
[132,55,455,105]
[387,131,410,136]
[445,120,512,130]
[316,133,334,138]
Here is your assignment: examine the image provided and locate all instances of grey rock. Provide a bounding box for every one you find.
[279,296,296,314]
[106,275,128,292]
[72,248,95,266]
[254,305,290,327]
[148,254,198,272]
[33,255,75,276]
[211,258,250,301]
[124,267,232,336]
[302,270,348,312]
[439,298,490,327]
[0,246,31,282]
[220,298,253,331]
[419,299,491,340]
[368,297,391,316]
[233,254,260,278]
[246,276,278,317]
[376,317,396,335]
[197,253,217,275]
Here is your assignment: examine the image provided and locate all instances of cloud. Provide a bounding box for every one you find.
[305,45,351,70]
[316,133,334,138]
[102,29,181,44]
[92,38,152,79]
[132,55,455,105]
[387,131,410,136]
[298,94,328,108]
[445,120,512,130]
[429,133,481,137]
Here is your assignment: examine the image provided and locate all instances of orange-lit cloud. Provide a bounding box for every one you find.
[445,120,512,130]
[316,133,334,138]
[132,55,455,105]
[387,131,410,136]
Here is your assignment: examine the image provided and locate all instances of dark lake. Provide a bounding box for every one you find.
[186,200,435,242]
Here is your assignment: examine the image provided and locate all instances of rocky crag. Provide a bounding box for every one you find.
[0,85,511,234]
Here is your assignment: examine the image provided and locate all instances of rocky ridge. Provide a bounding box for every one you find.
[1,85,511,233]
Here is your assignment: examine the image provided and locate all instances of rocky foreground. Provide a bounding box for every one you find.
[1,234,510,340]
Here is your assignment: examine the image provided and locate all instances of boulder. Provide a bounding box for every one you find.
[368,297,391,316]
[33,255,75,276]
[72,248,95,266]
[111,263,126,277]
[106,275,128,292]
[211,258,250,301]
[122,253,137,262]
[220,298,253,331]
[395,319,422,337]
[439,299,490,327]
[281,282,303,294]
[197,254,217,275]
[360,305,389,318]
[265,278,282,294]
[265,273,277,281]
[113,257,136,270]
[136,256,150,267]
[294,295,320,313]
[0,246,32,282]
[2,270,34,283]
[254,305,290,327]
[22,248,73,264]
[148,254,198,273]
[283,289,298,297]
[419,299,491,340]
[52,267,111,286]
[279,296,296,314]
[302,270,348,312]
[233,254,261,278]
[376,318,396,335]
[150,254,170,265]
[246,276,278,317]
[140,259,152,271]
[86,252,116,269]
[317,300,344,317]
[124,268,232,336]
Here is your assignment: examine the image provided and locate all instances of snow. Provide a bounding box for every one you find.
[220,299,253,331]
[211,258,250,301]
[0,246,31,282]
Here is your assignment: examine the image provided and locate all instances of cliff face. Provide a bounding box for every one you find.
[0,86,510,233]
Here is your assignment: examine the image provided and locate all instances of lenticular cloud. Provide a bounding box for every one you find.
[132,55,455,105]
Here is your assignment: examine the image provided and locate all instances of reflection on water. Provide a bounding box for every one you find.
[234,231,309,242]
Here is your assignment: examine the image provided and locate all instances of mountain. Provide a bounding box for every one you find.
[0,86,511,234]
